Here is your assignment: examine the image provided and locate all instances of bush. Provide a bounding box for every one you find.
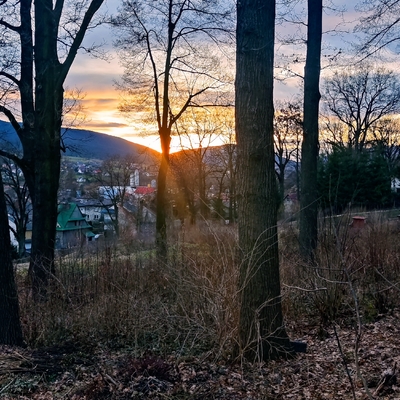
[18,224,239,358]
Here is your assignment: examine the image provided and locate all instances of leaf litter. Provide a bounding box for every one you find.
[1,312,400,399]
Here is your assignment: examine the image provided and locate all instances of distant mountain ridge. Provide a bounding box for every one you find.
[0,120,159,163]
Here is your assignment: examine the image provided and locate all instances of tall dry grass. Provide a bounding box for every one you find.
[16,213,400,357]
[18,224,240,358]
[280,212,400,327]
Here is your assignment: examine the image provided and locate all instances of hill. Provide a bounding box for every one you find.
[0,120,159,163]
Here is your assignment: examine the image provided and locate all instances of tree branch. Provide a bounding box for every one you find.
[0,105,22,136]
[58,0,105,85]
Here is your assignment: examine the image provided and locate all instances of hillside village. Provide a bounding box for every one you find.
[3,148,400,256]
[4,156,161,255]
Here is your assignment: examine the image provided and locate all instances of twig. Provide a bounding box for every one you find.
[282,283,327,292]
[0,378,15,394]
[333,324,357,400]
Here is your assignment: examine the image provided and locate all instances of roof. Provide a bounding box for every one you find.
[57,203,91,231]
[134,186,156,195]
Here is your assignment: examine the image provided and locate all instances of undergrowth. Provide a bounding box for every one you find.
[17,214,400,359]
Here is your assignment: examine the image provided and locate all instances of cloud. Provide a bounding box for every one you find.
[85,121,129,129]
[80,97,119,107]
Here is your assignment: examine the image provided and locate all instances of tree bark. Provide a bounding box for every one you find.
[299,0,323,261]
[0,172,24,346]
[156,129,171,258]
[236,0,292,361]
[24,0,62,300]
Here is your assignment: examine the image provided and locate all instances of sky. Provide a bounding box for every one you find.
[63,0,368,152]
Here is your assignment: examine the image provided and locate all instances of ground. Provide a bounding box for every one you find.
[0,312,399,399]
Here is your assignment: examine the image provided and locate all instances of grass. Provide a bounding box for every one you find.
[17,224,239,357]
[16,213,400,360]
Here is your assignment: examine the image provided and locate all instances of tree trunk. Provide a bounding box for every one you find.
[27,0,62,300]
[28,132,61,300]
[156,129,171,258]
[0,173,24,346]
[299,0,323,261]
[228,150,236,224]
[114,205,120,237]
[17,230,27,259]
[198,156,208,219]
[236,0,292,361]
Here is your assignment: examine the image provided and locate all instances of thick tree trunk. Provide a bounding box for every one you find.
[28,151,60,300]
[27,0,62,300]
[0,173,24,346]
[299,0,323,261]
[236,0,292,361]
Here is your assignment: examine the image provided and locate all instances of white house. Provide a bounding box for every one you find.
[392,178,400,194]
[8,217,18,249]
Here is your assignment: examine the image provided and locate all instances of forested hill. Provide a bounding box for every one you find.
[0,120,159,163]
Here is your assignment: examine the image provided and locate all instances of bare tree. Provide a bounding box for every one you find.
[236,0,292,360]
[173,108,224,222]
[369,117,400,178]
[113,0,234,257]
[274,102,302,203]
[1,157,31,258]
[210,108,237,223]
[0,170,24,345]
[323,66,400,152]
[0,0,105,299]
[356,0,400,58]
[94,154,136,237]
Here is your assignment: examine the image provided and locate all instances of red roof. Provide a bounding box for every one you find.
[134,186,156,195]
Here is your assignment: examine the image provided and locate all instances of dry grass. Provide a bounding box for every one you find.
[17,223,240,358]
[280,212,400,327]
[16,215,400,360]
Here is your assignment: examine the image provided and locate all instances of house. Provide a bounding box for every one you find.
[129,186,156,224]
[8,218,18,249]
[98,185,136,200]
[133,186,156,199]
[392,178,400,194]
[56,202,95,249]
[76,198,117,234]
[76,198,114,223]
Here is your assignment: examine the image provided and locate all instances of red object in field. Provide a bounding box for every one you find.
[351,216,366,229]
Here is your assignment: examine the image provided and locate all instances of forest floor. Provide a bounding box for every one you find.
[1,311,400,400]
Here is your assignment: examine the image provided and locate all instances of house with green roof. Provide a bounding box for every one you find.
[56,202,95,249]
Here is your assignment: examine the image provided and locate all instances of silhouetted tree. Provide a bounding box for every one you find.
[113,0,233,257]
[356,0,400,58]
[0,171,24,346]
[324,67,400,153]
[299,0,323,261]
[0,0,105,299]
[274,102,302,203]
[236,0,292,361]
[95,154,136,237]
[1,157,31,258]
